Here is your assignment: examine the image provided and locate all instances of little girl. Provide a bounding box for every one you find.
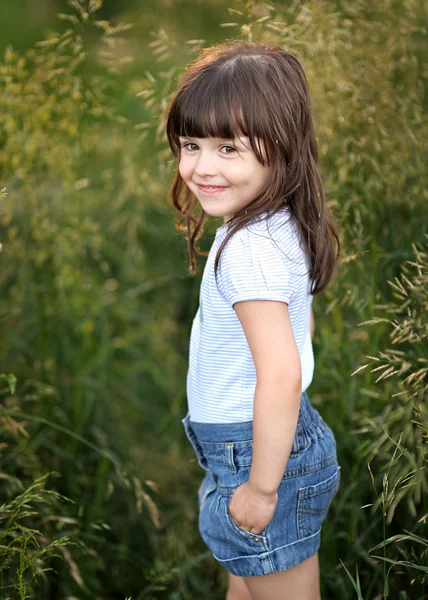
[165,41,341,600]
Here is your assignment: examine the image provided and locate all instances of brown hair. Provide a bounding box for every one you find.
[165,40,340,295]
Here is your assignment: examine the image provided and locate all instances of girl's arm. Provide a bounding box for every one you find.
[234,299,302,498]
[310,308,315,339]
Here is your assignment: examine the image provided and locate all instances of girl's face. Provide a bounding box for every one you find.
[178,136,272,224]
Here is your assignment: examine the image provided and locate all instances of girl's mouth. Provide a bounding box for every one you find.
[197,184,229,194]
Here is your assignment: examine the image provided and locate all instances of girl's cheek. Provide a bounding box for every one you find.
[180,153,194,171]
[178,160,188,181]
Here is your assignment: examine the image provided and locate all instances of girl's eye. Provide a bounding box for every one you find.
[220,145,237,155]
[179,142,237,155]
[181,142,198,151]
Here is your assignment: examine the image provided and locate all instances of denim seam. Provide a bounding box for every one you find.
[281,454,337,479]
[212,526,322,563]
[297,479,339,504]
[299,404,309,451]
[216,454,338,491]
[298,466,341,501]
[266,549,275,573]
[204,453,336,472]
[200,442,336,474]
[199,439,253,446]
[194,424,325,447]
[194,425,325,448]
[225,443,237,474]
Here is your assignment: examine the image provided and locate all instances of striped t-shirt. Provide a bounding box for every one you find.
[186,206,315,423]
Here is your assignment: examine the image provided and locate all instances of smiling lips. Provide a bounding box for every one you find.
[197,184,229,194]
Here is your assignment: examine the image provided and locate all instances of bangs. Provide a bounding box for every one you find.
[177,90,247,141]
[168,66,273,165]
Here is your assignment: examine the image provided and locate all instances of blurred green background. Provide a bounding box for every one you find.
[0,0,427,599]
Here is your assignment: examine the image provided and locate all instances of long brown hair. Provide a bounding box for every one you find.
[165,40,340,295]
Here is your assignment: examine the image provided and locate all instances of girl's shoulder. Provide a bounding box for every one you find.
[214,207,303,306]
[247,206,297,239]
[216,206,301,257]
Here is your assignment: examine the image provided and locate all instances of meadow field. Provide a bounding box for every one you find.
[0,1,426,598]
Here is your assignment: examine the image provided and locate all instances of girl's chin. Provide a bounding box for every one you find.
[201,207,225,216]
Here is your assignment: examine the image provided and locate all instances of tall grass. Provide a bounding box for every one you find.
[0,1,169,597]
[0,0,426,597]
[344,238,427,599]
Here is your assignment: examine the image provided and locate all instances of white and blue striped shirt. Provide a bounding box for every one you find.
[186,206,315,423]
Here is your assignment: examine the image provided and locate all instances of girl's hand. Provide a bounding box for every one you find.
[228,480,278,535]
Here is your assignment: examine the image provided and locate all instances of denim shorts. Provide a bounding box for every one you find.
[181,391,341,577]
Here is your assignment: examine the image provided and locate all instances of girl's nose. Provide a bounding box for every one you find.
[194,151,217,178]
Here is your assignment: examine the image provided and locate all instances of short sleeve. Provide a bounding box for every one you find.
[216,228,295,308]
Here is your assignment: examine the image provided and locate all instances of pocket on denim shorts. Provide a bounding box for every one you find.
[224,492,268,542]
[297,465,341,540]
